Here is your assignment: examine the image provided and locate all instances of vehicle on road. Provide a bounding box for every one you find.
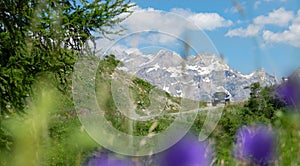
[212,92,230,106]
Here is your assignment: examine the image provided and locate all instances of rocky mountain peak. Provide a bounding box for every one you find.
[109,49,278,101]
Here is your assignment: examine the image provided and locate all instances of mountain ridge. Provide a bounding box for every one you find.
[105,49,278,101]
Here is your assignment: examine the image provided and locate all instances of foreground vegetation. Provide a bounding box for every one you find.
[1,55,300,165]
[1,1,300,165]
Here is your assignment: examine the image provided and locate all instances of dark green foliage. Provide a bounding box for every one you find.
[47,111,98,165]
[98,54,122,75]
[132,77,156,110]
[133,78,155,92]
[0,126,13,164]
[244,82,261,112]
[0,0,135,164]
[244,82,285,119]
[0,0,134,114]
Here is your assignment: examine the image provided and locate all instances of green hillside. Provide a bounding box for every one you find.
[1,55,299,165]
[95,55,207,136]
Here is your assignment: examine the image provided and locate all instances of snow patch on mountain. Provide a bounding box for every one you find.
[105,49,278,102]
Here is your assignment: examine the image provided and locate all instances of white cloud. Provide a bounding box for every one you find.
[225,24,261,37]
[254,1,261,9]
[254,7,294,26]
[170,8,233,30]
[187,12,233,30]
[119,7,232,45]
[123,7,232,32]
[262,10,300,47]
[171,8,232,30]
[225,7,298,47]
[120,7,189,45]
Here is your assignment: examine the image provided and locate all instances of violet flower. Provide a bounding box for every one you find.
[276,81,300,109]
[276,68,300,109]
[159,134,213,166]
[85,150,135,166]
[233,125,276,165]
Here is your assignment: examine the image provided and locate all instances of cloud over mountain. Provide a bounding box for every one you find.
[226,7,300,48]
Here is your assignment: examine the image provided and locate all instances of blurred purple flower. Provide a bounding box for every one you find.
[276,81,300,108]
[276,68,300,109]
[233,125,276,165]
[86,150,135,166]
[159,134,213,166]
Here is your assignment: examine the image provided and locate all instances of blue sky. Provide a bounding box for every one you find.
[118,0,300,77]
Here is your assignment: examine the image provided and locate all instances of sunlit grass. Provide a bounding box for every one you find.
[0,80,99,166]
[0,72,300,165]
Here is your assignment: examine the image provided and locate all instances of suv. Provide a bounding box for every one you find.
[211,92,230,106]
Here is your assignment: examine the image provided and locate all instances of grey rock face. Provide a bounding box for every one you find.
[109,49,278,102]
